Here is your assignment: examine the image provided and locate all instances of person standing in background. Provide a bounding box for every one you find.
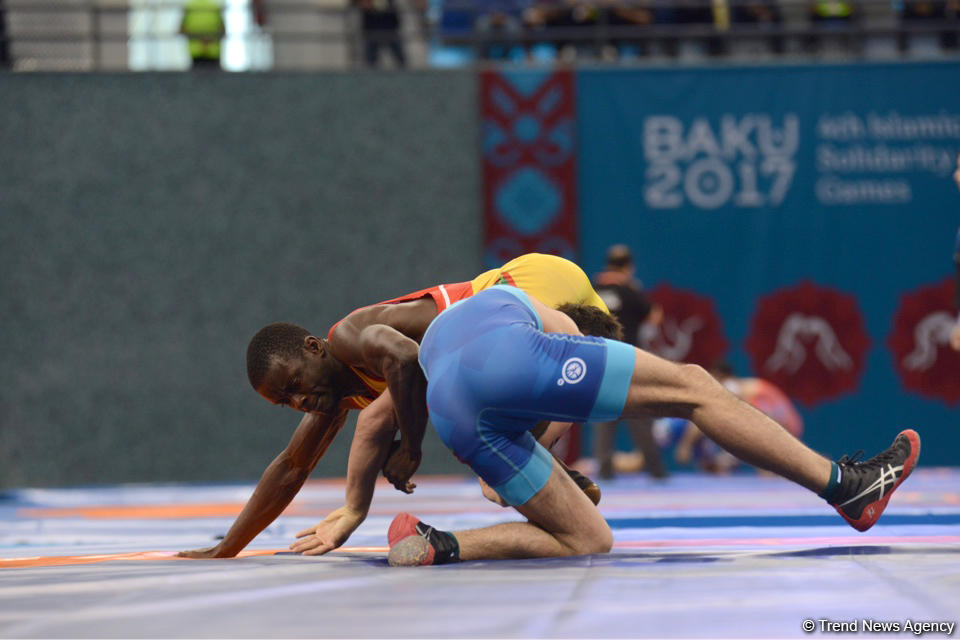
[252,0,267,27]
[591,245,667,479]
[180,0,226,70]
[354,0,406,68]
[0,0,10,70]
[806,0,856,54]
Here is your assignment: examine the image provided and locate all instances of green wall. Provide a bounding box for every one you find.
[0,72,481,487]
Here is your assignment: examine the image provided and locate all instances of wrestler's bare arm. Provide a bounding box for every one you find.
[178,410,348,558]
[356,324,428,490]
[290,392,400,555]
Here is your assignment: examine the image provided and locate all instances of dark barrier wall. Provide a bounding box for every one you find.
[1,73,481,487]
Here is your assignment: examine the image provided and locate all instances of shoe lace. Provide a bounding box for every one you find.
[837,450,864,466]
[839,440,903,470]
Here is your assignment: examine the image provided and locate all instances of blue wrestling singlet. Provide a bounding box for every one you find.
[418,285,636,506]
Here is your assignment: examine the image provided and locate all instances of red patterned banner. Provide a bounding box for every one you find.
[888,276,960,406]
[480,69,578,268]
[745,281,871,407]
[647,283,729,368]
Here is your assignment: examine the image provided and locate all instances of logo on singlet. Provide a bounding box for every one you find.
[558,357,587,386]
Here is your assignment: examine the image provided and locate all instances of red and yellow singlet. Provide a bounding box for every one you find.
[334,254,609,410]
[469,253,608,313]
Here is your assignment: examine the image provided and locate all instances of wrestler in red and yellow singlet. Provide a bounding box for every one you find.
[332,254,609,410]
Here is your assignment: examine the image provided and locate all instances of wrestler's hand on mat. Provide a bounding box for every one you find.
[290,506,364,556]
[478,477,507,507]
[176,544,234,559]
[382,441,421,494]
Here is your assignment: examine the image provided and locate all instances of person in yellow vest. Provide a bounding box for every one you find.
[180,0,226,70]
[806,0,855,54]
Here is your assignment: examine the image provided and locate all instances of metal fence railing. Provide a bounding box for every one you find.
[0,0,958,71]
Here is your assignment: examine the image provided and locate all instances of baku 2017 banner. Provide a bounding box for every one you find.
[482,62,960,464]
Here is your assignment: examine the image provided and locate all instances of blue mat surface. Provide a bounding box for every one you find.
[1,469,958,638]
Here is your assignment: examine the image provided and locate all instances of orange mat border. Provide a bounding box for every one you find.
[18,504,251,519]
[5,535,958,569]
[0,546,390,569]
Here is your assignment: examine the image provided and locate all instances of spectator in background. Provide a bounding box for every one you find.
[354,0,407,68]
[898,0,959,52]
[731,0,784,54]
[526,0,602,61]
[433,0,475,51]
[732,0,781,25]
[807,0,857,54]
[0,0,9,70]
[809,0,855,25]
[180,0,225,70]
[668,362,804,474]
[475,0,529,60]
[643,0,682,57]
[252,0,267,27]
[673,0,726,56]
[522,0,559,56]
[591,245,667,480]
[605,0,656,59]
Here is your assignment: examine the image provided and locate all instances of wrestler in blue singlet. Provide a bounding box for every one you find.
[418,285,636,506]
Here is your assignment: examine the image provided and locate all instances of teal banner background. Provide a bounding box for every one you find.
[576,62,960,463]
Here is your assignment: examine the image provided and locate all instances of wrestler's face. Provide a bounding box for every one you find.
[256,338,341,414]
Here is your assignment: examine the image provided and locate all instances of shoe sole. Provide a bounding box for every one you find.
[388,535,433,567]
[561,464,602,505]
[837,429,921,532]
[582,483,602,506]
[387,512,419,548]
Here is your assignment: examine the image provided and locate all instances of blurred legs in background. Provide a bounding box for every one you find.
[593,417,668,479]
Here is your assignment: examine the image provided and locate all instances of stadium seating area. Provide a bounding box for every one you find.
[1,0,958,71]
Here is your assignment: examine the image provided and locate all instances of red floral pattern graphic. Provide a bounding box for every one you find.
[647,283,728,367]
[887,276,960,405]
[745,281,870,406]
[481,70,578,268]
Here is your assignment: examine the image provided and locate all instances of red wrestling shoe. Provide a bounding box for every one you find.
[830,429,921,532]
[387,513,460,567]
